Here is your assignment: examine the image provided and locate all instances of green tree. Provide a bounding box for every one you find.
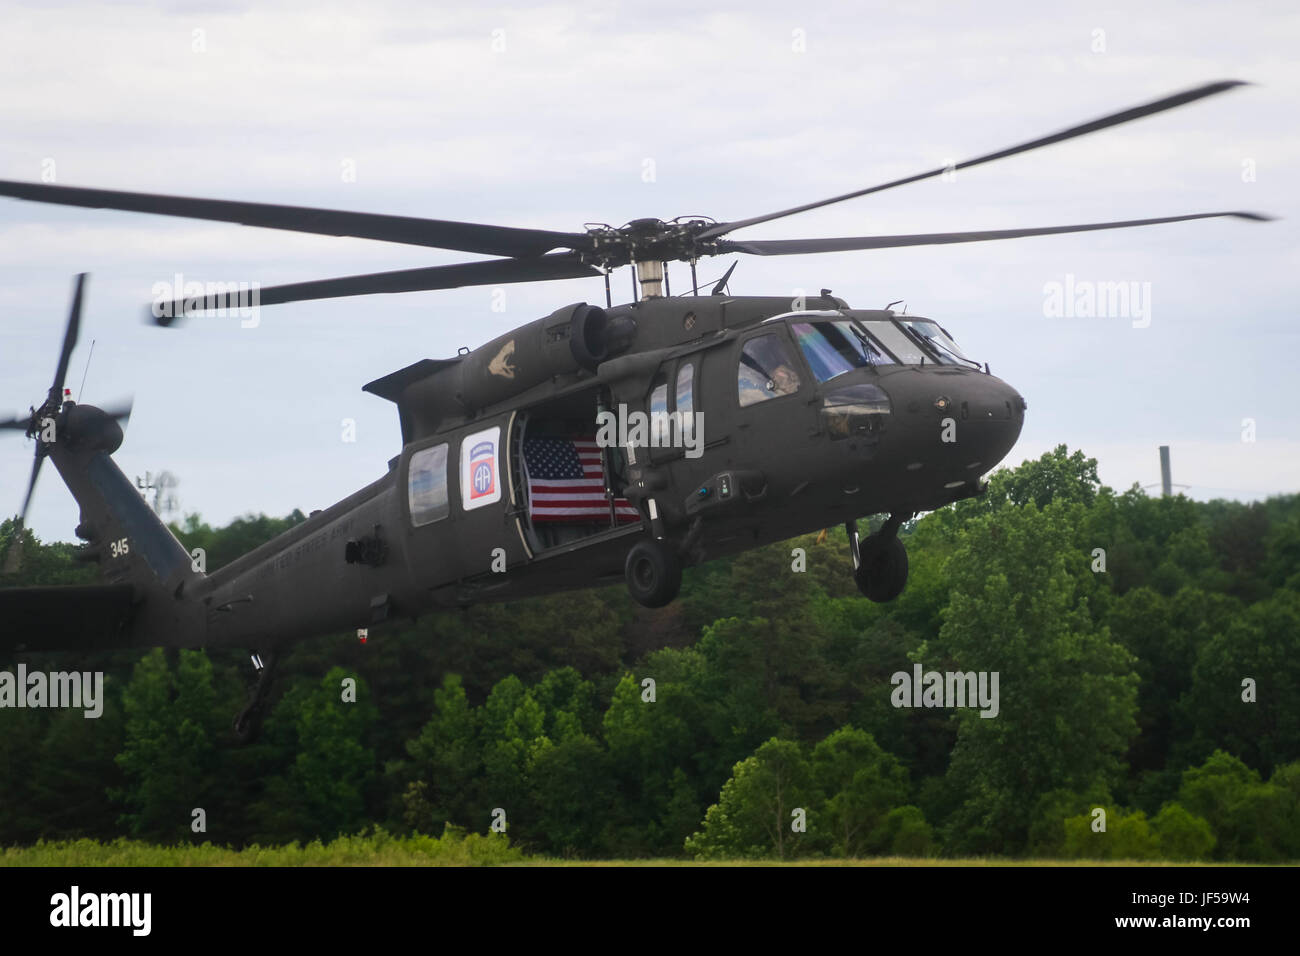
[286,667,378,840]
[527,732,612,856]
[1150,803,1215,861]
[871,806,934,857]
[1173,750,1300,861]
[1026,785,1113,858]
[1062,806,1157,860]
[685,738,816,860]
[810,726,909,857]
[114,649,220,841]
[928,502,1139,854]
[401,674,481,834]
[1184,589,1300,773]
[965,444,1100,513]
[601,671,702,856]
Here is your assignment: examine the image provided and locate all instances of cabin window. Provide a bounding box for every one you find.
[649,376,669,446]
[408,443,449,526]
[738,334,801,407]
[676,363,694,417]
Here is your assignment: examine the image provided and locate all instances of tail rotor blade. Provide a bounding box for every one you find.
[99,398,134,425]
[3,453,44,573]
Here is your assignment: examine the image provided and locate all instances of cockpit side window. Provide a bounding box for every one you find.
[738,334,802,407]
[898,319,980,367]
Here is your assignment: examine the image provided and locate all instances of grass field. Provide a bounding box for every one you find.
[0,832,1267,866]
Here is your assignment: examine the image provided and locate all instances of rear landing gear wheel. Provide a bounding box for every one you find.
[233,649,278,743]
[850,521,909,603]
[625,538,682,608]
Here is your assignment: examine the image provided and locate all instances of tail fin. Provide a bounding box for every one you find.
[0,408,201,654]
[1,273,200,652]
[47,403,197,596]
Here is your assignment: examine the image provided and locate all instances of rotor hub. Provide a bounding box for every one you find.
[582,217,720,273]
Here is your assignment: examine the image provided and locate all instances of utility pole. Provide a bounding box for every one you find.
[1159,445,1172,497]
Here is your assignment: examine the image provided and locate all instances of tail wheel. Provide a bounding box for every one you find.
[625,538,682,608]
[854,535,908,603]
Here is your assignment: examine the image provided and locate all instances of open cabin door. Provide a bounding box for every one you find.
[512,386,642,557]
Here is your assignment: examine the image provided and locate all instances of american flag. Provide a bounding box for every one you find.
[523,437,640,524]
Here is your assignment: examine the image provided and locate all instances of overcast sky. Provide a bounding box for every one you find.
[2,0,1297,541]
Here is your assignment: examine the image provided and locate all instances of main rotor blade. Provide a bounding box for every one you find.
[50,273,86,401]
[719,211,1272,257]
[700,80,1249,240]
[0,180,590,259]
[0,414,33,431]
[150,252,602,320]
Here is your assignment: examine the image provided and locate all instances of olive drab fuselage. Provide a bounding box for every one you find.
[158,293,1025,651]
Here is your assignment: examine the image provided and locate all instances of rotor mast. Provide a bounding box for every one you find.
[634,259,665,299]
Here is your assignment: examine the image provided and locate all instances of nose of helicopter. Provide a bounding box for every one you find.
[949,372,1025,469]
[869,368,1026,497]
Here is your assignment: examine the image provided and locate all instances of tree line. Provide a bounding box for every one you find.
[1,445,1298,860]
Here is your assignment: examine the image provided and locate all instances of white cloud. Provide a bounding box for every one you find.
[2,0,1298,538]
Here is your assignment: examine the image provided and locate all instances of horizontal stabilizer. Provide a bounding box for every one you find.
[362,357,460,402]
[0,584,135,653]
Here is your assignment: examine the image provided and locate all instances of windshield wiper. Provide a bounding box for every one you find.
[848,323,878,367]
[905,326,979,369]
[925,334,982,369]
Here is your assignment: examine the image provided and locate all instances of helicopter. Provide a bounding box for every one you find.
[0,80,1270,737]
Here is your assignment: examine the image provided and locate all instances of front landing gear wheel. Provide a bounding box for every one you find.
[625,538,682,608]
[854,534,909,603]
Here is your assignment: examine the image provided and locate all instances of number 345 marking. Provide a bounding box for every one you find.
[109,537,130,558]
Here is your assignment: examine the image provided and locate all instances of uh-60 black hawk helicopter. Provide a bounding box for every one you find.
[0,80,1270,736]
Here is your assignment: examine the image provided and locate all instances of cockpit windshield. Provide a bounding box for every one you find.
[860,320,927,365]
[792,320,895,382]
[897,319,981,368]
[784,314,981,372]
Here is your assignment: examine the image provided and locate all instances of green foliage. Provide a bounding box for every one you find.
[1150,803,1215,861]
[686,738,817,860]
[686,728,928,861]
[1026,785,1113,858]
[401,674,481,834]
[285,667,378,840]
[0,518,97,587]
[1175,751,1300,861]
[874,806,934,857]
[0,827,523,866]
[1062,806,1157,861]
[169,511,306,572]
[971,444,1101,512]
[926,501,1139,855]
[811,726,909,857]
[113,649,221,842]
[1184,589,1300,773]
[5,451,1300,863]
